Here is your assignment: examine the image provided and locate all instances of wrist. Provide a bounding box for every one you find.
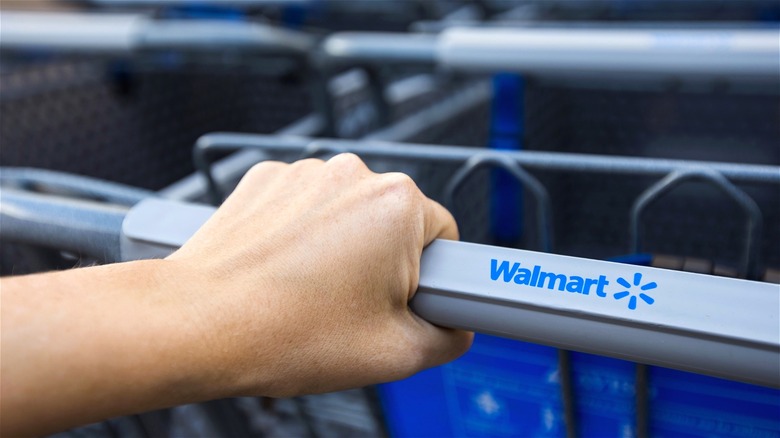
[151,257,277,400]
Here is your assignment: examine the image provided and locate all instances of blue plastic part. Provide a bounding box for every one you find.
[489,74,525,245]
[379,334,565,438]
[161,4,245,21]
[281,3,307,29]
[379,335,780,437]
[647,367,780,436]
[609,253,653,266]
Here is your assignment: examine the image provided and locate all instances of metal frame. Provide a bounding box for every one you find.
[2,14,778,432]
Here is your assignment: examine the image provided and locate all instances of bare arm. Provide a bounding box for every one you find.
[1,153,473,436]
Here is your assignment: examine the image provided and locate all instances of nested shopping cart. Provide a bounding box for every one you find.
[3,132,779,437]
[3,4,780,437]
[0,4,481,272]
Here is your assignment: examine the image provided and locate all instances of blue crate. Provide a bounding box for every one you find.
[379,334,780,437]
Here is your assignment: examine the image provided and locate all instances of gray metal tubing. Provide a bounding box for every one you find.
[630,169,764,280]
[558,349,577,438]
[321,27,779,79]
[443,154,554,252]
[365,80,491,142]
[0,11,313,54]
[635,364,650,438]
[158,114,323,202]
[0,12,140,52]
[193,134,316,204]
[0,188,127,262]
[0,167,154,207]
[438,27,779,78]
[139,20,314,54]
[175,71,444,203]
[192,134,780,187]
[411,19,766,34]
[322,32,438,64]
[119,199,780,387]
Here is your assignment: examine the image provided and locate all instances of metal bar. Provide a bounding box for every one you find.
[1,167,154,207]
[413,240,780,388]
[322,27,780,80]
[630,169,764,280]
[443,154,554,252]
[635,363,650,438]
[193,134,780,185]
[438,27,779,79]
[558,349,577,438]
[0,12,142,52]
[364,80,491,142]
[158,114,323,202]
[322,32,438,64]
[0,188,127,262]
[0,11,313,54]
[139,20,313,54]
[120,198,780,388]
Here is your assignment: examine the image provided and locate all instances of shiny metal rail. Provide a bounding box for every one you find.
[0,11,313,54]
[323,27,780,80]
[1,183,777,389]
[193,134,780,203]
[115,197,778,389]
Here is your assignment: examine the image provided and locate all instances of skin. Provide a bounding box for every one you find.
[1,153,473,436]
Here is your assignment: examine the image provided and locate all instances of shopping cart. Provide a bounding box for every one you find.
[3,3,779,437]
[3,133,778,437]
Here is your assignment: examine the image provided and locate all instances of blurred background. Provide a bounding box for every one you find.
[1,1,779,437]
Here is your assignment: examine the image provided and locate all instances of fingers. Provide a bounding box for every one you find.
[408,317,474,371]
[242,156,458,248]
[423,198,459,246]
[325,152,370,176]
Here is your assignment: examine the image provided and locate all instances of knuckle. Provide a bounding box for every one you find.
[327,152,367,172]
[380,173,422,211]
[291,157,324,170]
[245,160,285,178]
[382,172,418,194]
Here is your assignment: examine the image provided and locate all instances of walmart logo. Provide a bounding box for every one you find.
[613,273,656,310]
[490,259,657,311]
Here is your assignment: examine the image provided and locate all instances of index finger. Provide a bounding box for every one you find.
[423,198,459,246]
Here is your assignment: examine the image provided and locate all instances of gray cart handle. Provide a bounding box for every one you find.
[323,26,780,79]
[121,198,780,389]
[0,11,313,54]
[2,189,777,388]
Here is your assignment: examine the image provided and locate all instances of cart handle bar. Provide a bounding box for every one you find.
[121,197,780,389]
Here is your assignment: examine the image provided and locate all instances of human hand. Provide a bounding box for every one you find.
[168,153,473,397]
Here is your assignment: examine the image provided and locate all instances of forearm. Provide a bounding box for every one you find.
[0,260,236,436]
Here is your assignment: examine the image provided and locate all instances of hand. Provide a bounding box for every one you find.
[168,153,473,397]
[1,153,472,436]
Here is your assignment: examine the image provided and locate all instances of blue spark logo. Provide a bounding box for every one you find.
[613,273,656,310]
